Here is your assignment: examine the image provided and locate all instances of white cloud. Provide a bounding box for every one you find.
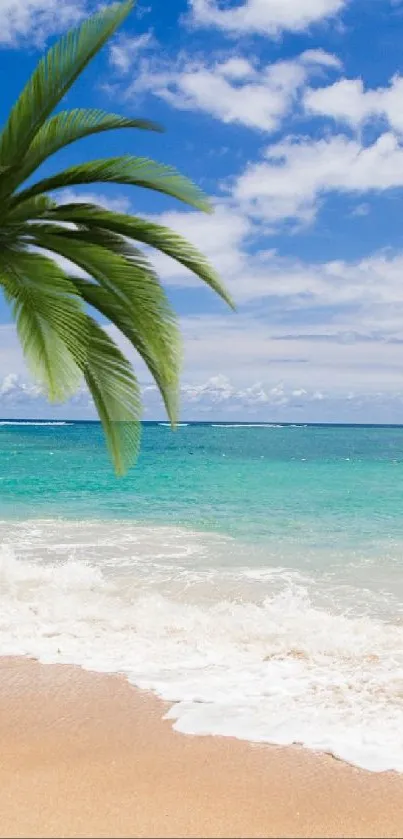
[142,374,403,422]
[188,0,347,36]
[0,372,94,418]
[109,31,155,73]
[351,202,370,217]
[244,249,403,312]
[145,202,403,319]
[56,189,132,214]
[0,373,42,400]
[3,366,403,423]
[299,48,341,69]
[121,49,340,132]
[179,312,403,391]
[233,132,403,223]
[213,57,256,80]
[0,0,89,46]
[304,74,403,134]
[177,376,306,409]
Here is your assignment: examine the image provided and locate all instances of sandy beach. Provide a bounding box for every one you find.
[0,657,401,838]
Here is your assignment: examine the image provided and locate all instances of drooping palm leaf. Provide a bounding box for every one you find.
[11,156,212,213]
[7,196,57,223]
[43,202,235,307]
[82,317,142,476]
[68,276,180,423]
[31,225,181,340]
[0,251,88,401]
[0,1,233,474]
[31,225,182,423]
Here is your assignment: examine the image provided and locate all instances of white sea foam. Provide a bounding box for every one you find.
[158,423,189,427]
[211,424,284,429]
[1,519,403,773]
[0,421,71,427]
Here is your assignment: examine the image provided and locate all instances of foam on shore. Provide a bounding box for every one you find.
[2,519,403,773]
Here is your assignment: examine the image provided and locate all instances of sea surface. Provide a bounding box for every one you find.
[2,420,403,772]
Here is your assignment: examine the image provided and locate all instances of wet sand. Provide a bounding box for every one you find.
[0,656,403,838]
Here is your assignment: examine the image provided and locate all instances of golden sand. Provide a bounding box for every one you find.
[0,656,403,838]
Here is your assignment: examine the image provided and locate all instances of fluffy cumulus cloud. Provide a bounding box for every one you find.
[0,369,292,419]
[0,0,90,46]
[187,0,348,36]
[3,369,403,423]
[233,133,403,223]
[0,373,42,402]
[107,27,403,232]
[0,373,94,419]
[108,24,403,231]
[145,202,403,319]
[116,48,341,132]
[143,376,326,417]
[304,74,403,134]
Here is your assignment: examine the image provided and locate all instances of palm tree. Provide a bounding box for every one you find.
[0,0,233,474]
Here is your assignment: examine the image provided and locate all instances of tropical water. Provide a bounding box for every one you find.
[2,420,403,772]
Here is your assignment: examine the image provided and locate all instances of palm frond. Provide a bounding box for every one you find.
[83,317,142,476]
[7,196,58,223]
[11,157,212,213]
[0,251,88,401]
[46,203,235,307]
[19,109,162,184]
[69,276,180,423]
[32,222,172,301]
[31,225,182,414]
[0,1,134,175]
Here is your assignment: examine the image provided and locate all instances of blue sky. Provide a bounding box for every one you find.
[2,0,403,421]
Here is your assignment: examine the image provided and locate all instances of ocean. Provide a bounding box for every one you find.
[2,420,403,772]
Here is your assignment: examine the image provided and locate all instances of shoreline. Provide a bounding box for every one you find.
[0,657,403,837]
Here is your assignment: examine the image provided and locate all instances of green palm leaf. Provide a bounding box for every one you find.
[7,196,57,223]
[69,276,180,423]
[0,251,88,401]
[11,156,212,213]
[18,109,163,186]
[30,225,182,418]
[31,224,181,328]
[45,203,235,307]
[83,317,142,476]
[0,1,134,173]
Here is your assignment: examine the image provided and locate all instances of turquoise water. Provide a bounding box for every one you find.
[2,420,403,545]
[2,420,403,772]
